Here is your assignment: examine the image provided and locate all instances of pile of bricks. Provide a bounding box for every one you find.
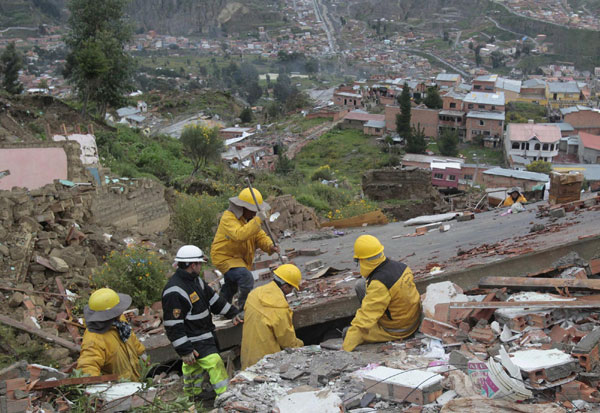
[417,251,600,409]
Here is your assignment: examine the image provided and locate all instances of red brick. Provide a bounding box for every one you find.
[415,226,428,235]
[590,259,600,276]
[557,380,600,403]
[420,318,460,344]
[468,326,496,344]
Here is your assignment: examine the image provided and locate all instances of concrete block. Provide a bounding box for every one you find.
[456,212,474,222]
[550,208,566,218]
[305,259,323,272]
[572,328,600,372]
[360,366,443,405]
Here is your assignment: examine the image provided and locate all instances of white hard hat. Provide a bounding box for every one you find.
[174,245,206,262]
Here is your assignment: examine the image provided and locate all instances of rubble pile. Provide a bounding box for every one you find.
[0,360,183,412]
[266,195,321,236]
[219,252,600,412]
[0,178,176,369]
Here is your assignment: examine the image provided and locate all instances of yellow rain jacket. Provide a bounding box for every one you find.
[211,210,274,274]
[502,194,527,207]
[343,255,421,352]
[77,326,146,381]
[240,281,303,369]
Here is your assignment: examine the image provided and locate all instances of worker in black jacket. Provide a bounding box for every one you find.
[162,245,242,398]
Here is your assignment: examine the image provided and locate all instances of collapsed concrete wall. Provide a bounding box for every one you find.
[362,167,449,219]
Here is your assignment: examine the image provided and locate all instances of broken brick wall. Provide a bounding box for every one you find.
[265,194,320,236]
[90,179,171,235]
[362,167,449,219]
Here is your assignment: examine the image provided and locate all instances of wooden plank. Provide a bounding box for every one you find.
[479,276,600,292]
[0,314,80,353]
[320,210,388,229]
[33,374,119,390]
[55,277,82,344]
[448,300,600,310]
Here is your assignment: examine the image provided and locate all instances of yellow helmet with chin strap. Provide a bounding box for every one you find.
[353,235,384,260]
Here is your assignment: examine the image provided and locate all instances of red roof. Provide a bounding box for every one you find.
[508,123,561,144]
[343,111,385,122]
[579,131,600,151]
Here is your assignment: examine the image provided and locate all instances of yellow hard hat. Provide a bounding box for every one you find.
[353,235,384,259]
[273,264,302,290]
[85,288,132,322]
[229,188,270,212]
[89,288,120,311]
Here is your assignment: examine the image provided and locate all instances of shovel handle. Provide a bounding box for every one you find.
[245,177,284,265]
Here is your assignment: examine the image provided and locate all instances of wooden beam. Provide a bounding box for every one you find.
[0,314,80,353]
[448,300,600,310]
[33,374,119,390]
[479,276,600,292]
[55,277,82,344]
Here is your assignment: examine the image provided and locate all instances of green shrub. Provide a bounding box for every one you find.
[91,248,171,309]
[173,193,227,253]
[326,198,379,220]
[311,165,334,181]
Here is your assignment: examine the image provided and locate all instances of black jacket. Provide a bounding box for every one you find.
[162,268,239,358]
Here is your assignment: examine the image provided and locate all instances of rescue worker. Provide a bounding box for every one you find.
[162,245,243,398]
[240,264,304,369]
[501,187,527,207]
[77,288,146,381]
[342,235,422,352]
[211,187,279,310]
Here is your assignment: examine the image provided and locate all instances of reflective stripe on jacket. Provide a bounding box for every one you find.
[240,281,303,369]
[343,259,421,352]
[162,268,238,359]
[210,210,273,274]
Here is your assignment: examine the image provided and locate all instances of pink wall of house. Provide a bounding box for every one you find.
[0,148,68,190]
[432,167,461,188]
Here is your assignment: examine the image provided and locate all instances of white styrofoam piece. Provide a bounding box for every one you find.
[506,349,576,372]
[276,389,343,413]
[360,366,443,390]
[495,292,575,318]
[86,382,145,402]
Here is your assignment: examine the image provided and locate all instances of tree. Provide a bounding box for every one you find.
[1,42,24,95]
[275,145,294,175]
[273,72,292,103]
[240,107,253,123]
[396,82,411,137]
[406,124,427,154]
[474,46,482,66]
[491,50,504,68]
[526,160,552,175]
[423,86,443,109]
[180,124,224,175]
[64,0,133,117]
[438,128,459,156]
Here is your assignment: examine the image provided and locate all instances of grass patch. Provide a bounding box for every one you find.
[96,125,193,183]
[295,128,386,185]
[459,144,505,165]
[506,101,548,124]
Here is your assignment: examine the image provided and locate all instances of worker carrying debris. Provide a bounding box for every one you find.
[240,264,304,369]
[501,187,527,207]
[211,188,279,309]
[342,235,422,352]
[162,245,243,399]
[77,288,146,381]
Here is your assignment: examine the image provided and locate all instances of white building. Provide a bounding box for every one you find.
[506,121,561,164]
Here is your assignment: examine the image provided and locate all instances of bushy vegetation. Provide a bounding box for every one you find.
[96,125,193,182]
[91,248,171,309]
[172,192,230,254]
[326,198,379,220]
[526,160,553,174]
[506,102,547,124]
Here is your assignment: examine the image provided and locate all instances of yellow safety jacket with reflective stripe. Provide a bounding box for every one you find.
[77,327,145,381]
[241,281,303,369]
[211,210,274,274]
[343,259,421,352]
[502,194,527,207]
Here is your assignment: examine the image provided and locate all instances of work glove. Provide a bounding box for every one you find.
[257,210,267,221]
[233,311,244,326]
[182,350,199,365]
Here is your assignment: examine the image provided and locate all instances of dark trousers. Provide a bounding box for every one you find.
[220,267,254,310]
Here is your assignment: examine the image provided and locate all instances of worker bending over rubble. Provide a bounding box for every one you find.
[240,264,304,369]
[342,235,422,352]
[501,187,527,207]
[77,288,146,381]
[211,187,279,309]
[162,245,243,399]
